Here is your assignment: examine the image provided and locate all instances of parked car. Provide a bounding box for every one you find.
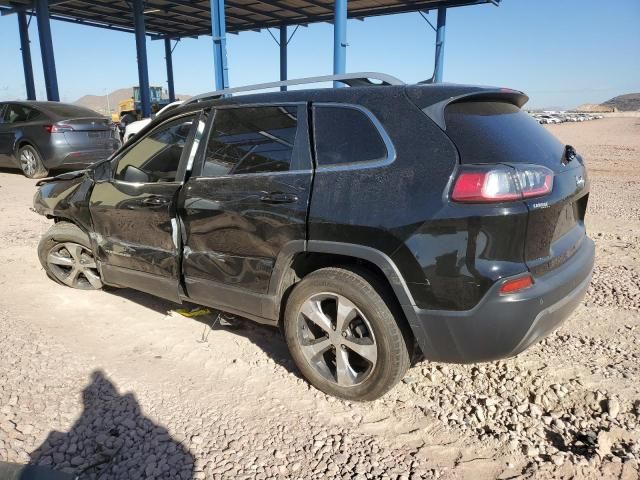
[0,101,121,178]
[33,74,594,400]
[123,101,183,143]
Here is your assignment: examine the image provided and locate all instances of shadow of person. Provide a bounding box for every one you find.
[29,371,194,479]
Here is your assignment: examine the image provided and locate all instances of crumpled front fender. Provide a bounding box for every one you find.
[33,171,95,232]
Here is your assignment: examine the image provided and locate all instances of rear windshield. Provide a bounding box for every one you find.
[444,102,565,169]
[45,104,102,118]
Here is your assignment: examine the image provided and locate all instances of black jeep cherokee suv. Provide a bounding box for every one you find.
[34,74,594,400]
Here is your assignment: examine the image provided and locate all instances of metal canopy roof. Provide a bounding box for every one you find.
[0,0,497,40]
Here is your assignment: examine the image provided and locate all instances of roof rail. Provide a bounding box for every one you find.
[184,72,404,105]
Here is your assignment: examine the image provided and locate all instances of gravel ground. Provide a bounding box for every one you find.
[0,117,639,479]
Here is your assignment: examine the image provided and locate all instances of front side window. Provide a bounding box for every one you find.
[115,115,195,183]
[313,105,388,167]
[202,106,298,177]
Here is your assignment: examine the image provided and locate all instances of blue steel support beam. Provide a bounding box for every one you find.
[35,0,59,101]
[17,11,36,100]
[210,0,229,90]
[279,26,287,92]
[333,0,347,87]
[433,7,447,83]
[164,39,176,102]
[133,0,151,118]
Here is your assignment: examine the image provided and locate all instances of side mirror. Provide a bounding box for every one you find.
[122,165,151,183]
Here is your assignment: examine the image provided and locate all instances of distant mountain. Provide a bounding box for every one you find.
[74,88,191,115]
[602,93,640,112]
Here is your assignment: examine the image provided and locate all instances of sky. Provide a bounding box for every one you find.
[0,0,639,109]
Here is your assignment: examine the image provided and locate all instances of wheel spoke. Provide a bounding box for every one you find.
[300,337,331,362]
[47,251,74,267]
[81,258,97,269]
[83,269,103,289]
[300,300,333,334]
[65,244,83,262]
[335,348,357,386]
[62,267,81,288]
[335,295,357,334]
[343,338,378,364]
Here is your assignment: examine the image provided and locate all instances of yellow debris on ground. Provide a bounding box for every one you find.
[174,307,212,318]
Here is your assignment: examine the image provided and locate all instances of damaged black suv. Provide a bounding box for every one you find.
[34,73,594,400]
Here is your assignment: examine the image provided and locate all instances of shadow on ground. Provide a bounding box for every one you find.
[29,371,194,479]
[104,287,301,378]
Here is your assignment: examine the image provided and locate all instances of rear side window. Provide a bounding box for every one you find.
[444,101,565,168]
[203,106,298,177]
[313,105,387,167]
[4,104,37,124]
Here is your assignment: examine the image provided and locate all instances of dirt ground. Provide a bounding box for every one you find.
[0,117,638,480]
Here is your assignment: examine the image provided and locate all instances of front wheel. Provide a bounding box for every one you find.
[284,267,410,401]
[38,222,103,290]
[18,145,48,179]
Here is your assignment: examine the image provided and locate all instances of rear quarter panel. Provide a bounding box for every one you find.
[309,90,461,308]
[309,89,531,311]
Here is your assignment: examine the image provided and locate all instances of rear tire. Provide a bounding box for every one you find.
[284,267,410,401]
[18,145,48,179]
[38,222,103,290]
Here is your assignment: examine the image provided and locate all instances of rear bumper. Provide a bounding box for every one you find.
[43,143,119,170]
[409,237,595,363]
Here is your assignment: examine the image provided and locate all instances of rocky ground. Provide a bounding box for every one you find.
[0,117,639,479]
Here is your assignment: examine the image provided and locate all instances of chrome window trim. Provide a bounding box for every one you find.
[191,169,313,181]
[185,117,207,174]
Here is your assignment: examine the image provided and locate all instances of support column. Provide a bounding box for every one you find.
[433,7,447,83]
[165,39,176,102]
[17,11,36,100]
[333,0,347,87]
[210,0,229,90]
[133,0,151,118]
[35,0,59,101]
[279,26,287,91]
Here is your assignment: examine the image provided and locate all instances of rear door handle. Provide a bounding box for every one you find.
[259,192,299,204]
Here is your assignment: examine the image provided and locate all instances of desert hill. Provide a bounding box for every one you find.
[602,93,640,112]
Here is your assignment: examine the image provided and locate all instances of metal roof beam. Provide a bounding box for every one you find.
[1,0,72,16]
[267,1,318,19]
[1,0,499,38]
[54,0,206,35]
[225,1,290,21]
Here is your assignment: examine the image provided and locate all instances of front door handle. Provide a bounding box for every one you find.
[142,196,170,206]
[259,192,299,204]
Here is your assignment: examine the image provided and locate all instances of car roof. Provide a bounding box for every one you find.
[167,83,523,118]
[1,100,102,117]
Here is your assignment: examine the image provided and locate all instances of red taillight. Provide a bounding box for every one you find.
[44,124,74,133]
[451,165,553,203]
[499,275,534,294]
